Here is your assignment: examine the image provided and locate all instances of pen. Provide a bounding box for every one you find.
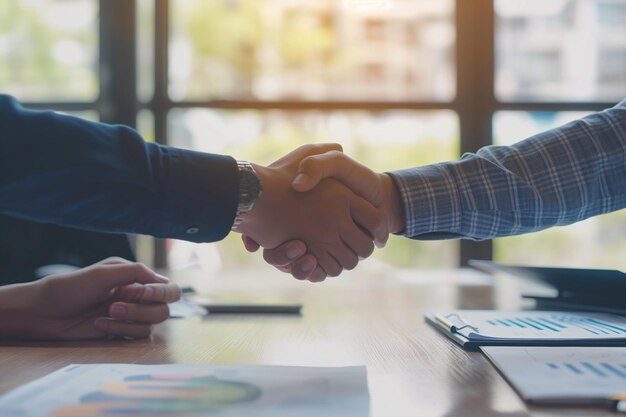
[434,312,480,333]
[201,303,302,315]
[434,313,458,332]
[611,394,626,413]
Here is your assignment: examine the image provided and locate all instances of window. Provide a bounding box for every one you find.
[2,0,624,271]
[495,0,626,102]
[493,111,626,270]
[165,0,458,271]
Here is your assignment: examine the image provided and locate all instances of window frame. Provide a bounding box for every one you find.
[17,0,620,268]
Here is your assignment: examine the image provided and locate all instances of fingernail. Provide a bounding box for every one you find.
[155,273,170,282]
[110,304,126,319]
[301,258,316,273]
[94,318,109,330]
[375,240,386,249]
[292,173,308,186]
[286,244,305,259]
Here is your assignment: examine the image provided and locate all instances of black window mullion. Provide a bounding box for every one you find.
[456,0,495,266]
[153,0,170,269]
[168,100,452,111]
[496,101,617,112]
[98,0,137,127]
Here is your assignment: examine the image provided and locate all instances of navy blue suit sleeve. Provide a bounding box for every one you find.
[0,95,238,242]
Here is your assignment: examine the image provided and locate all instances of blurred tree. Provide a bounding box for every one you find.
[0,1,97,100]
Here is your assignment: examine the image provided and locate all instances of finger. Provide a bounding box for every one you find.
[307,266,328,283]
[262,240,307,267]
[115,283,181,304]
[315,251,343,278]
[328,241,359,272]
[289,255,318,280]
[242,235,260,253]
[271,143,343,167]
[97,257,133,265]
[292,152,380,203]
[340,225,375,259]
[93,318,154,339]
[90,263,166,291]
[94,259,170,283]
[349,194,389,247]
[109,302,170,324]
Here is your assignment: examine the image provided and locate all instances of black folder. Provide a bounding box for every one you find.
[468,260,626,315]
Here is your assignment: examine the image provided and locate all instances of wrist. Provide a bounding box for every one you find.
[231,161,263,233]
[235,163,271,236]
[0,282,39,338]
[381,174,406,234]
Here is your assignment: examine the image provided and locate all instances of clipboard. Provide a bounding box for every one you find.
[425,310,626,351]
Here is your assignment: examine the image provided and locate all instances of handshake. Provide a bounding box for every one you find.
[234,144,406,282]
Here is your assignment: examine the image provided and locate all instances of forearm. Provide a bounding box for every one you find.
[0,95,238,242]
[0,282,37,339]
[389,99,626,240]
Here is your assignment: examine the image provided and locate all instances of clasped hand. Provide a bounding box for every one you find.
[236,144,406,282]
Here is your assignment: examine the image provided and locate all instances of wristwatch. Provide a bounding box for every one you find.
[231,161,263,231]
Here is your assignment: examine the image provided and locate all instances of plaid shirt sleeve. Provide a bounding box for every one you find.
[388,99,626,241]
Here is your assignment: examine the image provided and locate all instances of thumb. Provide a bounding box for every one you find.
[270,143,343,168]
[292,151,383,205]
[90,262,163,291]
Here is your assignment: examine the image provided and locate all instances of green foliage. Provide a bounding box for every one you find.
[0,1,97,100]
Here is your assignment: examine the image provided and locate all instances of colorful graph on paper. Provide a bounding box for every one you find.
[0,364,369,417]
[442,310,626,341]
[483,346,626,403]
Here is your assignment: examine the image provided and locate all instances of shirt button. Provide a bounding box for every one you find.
[186,227,200,235]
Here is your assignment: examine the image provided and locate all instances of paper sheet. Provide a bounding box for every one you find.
[441,310,626,341]
[482,346,626,404]
[0,364,369,417]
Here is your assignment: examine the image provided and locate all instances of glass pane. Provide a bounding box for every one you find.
[493,111,626,270]
[137,0,154,103]
[0,0,98,101]
[170,0,455,101]
[167,109,459,272]
[137,109,155,142]
[495,0,626,102]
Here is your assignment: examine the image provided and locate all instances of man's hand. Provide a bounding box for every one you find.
[245,149,406,281]
[292,150,405,236]
[0,257,181,340]
[235,144,387,281]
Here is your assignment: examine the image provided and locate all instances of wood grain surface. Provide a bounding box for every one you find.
[0,267,615,416]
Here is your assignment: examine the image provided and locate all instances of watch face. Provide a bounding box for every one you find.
[239,167,262,207]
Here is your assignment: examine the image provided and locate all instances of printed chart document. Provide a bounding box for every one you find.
[426,310,626,350]
[0,364,369,417]
[482,346,626,406]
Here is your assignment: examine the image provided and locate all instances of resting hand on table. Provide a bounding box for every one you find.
[242,148,406,281]
[235,144,388,282]
[0,257,181,340]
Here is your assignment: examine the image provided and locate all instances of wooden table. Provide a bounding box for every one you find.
[0,266,616,416]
